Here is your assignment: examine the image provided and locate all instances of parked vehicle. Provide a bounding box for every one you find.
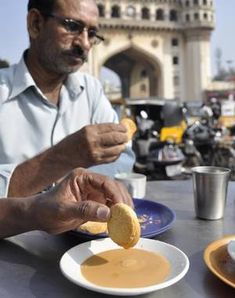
[125,97,235,180]
[181,110,235,180]
[125,99,187,180]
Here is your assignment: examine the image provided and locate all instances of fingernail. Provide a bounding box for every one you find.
[97,206,110,220]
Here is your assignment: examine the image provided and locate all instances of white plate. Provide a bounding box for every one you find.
[60,238,189,296]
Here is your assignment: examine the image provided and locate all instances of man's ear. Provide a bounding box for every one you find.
[27,9,44,39]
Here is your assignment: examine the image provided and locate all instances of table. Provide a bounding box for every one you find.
[0,180,235,298]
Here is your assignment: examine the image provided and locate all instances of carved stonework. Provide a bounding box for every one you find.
[89,0,215,102]
[103,38,110,46]
[151,39,159,48]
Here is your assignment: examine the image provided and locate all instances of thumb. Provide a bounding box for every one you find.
[70,200,110,222]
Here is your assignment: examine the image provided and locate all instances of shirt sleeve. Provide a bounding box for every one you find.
[0,164,17,198]
[86,77,136,175]
[89,78,119,124]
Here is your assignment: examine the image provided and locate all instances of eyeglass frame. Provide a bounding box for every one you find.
[40,12,105,45]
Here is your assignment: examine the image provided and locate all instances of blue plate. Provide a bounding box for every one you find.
[133,198,176,238]
[71,198,175,240]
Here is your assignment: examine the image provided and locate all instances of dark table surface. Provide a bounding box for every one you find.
[0,179,235,298]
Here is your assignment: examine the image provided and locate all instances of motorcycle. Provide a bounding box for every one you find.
[181,118,215,167]
[181,113,235,180]
[126,99,187,180]
[127,98,235,180]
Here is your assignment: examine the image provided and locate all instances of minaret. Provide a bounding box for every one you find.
[182,0,215,101]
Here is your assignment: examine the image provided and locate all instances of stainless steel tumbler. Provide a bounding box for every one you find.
[192,166,231,220]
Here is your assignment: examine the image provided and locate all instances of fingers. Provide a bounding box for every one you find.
[82,123,126,138]
[94,123,127,134]
[99,132,128,147]
[67,200,110,222]
[115,181,134,208]
[96,123,128,145]
[74,124,128,167]
[100,131,128,147]
[83,123,128,146]
[68,169,131,206]
[90,144,127,164]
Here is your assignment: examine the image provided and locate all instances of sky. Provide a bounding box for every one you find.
[0,0,234,76]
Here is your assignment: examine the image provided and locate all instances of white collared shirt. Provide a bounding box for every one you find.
[0,55,135,197]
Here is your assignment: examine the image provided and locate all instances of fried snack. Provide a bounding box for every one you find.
[78,221,107,234]
[107,203,140,249]
[121,118,137,141]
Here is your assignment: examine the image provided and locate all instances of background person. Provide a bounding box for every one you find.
[0,168,132,239]
[0,0,135,198]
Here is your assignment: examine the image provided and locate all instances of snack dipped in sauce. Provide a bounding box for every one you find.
[107,203,140,249]
[120,118,137,141]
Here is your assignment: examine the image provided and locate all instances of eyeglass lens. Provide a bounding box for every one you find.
[63,20,97,38]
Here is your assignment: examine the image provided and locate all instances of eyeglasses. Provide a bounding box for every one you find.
[41,13,105,45]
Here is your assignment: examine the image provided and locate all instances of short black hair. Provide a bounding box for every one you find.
[27,0,55,13]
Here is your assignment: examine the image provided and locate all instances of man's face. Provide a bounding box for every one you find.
[32,0,99,75]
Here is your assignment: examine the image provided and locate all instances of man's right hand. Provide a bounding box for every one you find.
[57,123,129,168]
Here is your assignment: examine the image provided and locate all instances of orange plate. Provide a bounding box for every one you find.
[204,235,235,288]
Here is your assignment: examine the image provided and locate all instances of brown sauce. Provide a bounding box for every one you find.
[81,248,171,288]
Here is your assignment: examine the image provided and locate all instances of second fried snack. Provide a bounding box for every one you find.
[78,221,107,234]
[121,118,137,141]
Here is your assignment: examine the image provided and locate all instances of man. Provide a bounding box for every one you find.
[0,0,135,198]
[0,168,132,239]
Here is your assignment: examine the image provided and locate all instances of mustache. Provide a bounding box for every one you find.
[66,46,88,62]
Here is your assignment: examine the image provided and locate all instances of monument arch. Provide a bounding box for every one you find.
[84,0,215,102]
[100,45,163,99]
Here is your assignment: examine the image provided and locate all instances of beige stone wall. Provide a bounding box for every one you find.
[85,0,216,102]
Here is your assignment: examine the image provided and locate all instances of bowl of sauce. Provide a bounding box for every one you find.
[60,238,189,296]
[81,248,170,288]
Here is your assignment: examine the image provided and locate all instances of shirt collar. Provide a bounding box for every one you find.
[9,53,36,100]
[9,52,85,101]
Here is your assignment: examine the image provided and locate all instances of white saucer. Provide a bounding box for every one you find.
[60,238,189,296]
